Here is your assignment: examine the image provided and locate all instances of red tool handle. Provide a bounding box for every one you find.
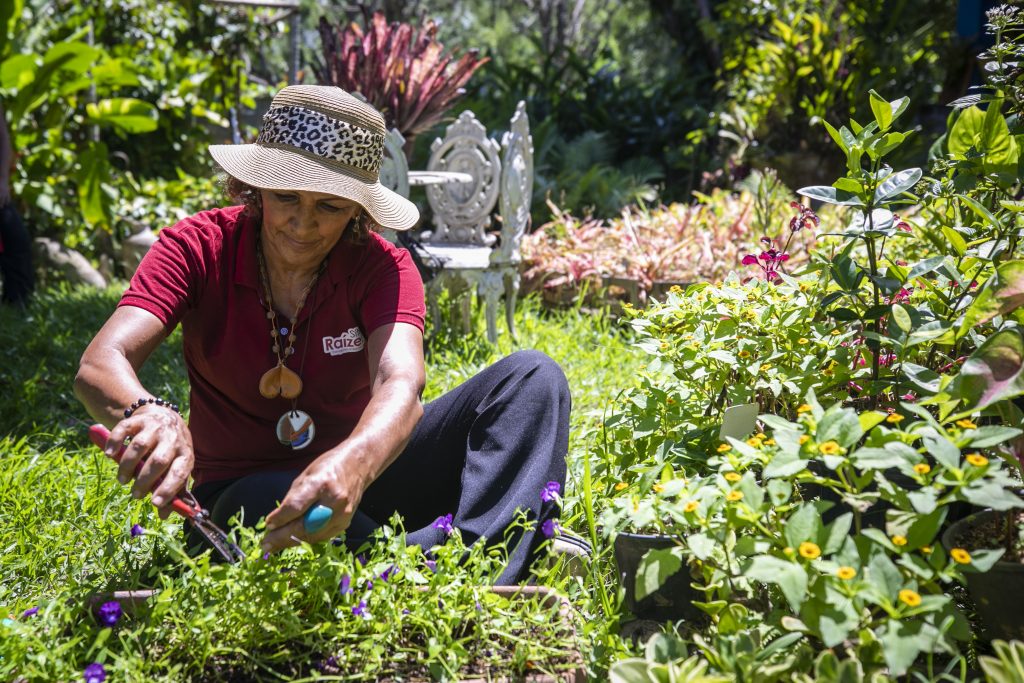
[88,424,196,519]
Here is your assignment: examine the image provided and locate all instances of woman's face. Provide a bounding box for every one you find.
[259,188,360,272]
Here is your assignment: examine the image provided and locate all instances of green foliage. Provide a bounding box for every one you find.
[698,0,955,189]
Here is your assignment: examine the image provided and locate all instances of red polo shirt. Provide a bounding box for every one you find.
[119,205,425,485]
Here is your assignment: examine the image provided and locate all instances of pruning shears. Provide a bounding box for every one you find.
[89,424,246,564]
[87,424,335,563]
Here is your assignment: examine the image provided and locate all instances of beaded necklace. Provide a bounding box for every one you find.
[255,230,326,450]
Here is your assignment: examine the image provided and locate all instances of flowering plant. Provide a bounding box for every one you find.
[605,393,1023,678]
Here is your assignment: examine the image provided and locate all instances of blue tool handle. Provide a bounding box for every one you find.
[303,504,333,534]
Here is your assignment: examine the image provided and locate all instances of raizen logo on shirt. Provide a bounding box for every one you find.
[322,327,365,356]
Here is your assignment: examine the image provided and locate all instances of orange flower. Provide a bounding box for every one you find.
[614,482,628,491]
[956,419,978,430]
[898,589,922,607]
[966,453,989,467]
[717,443,732,453]
[836,566,856,580]
[798,542,821,559]
[886,414,905,423]
[891,535,908,547]
[913,463,931,475]
[951,548,972,564]
[819,441,841,455]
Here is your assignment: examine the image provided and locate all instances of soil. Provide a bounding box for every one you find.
[952,510,1024,563]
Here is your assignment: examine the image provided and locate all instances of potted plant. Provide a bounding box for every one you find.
[942,506,1024,641]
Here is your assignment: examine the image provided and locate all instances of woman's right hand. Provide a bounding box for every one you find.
[103,404,194,518]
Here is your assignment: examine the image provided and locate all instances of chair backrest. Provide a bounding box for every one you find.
[493,101,533,265]
[425,110,501,245]
[379,128,410,199]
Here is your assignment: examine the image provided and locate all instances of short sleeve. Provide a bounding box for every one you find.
[356,242,426,335]
[118,226,205,327]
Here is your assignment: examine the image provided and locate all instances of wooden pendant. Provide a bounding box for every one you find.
[259,363,303,399]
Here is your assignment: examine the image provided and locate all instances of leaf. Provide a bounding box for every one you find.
[949,104,1018,167]
[817,407,863,448]
[906,256,946,281]
[891,304,913,333]
[964,425,1024,448]
[873,168,922,203]
[924,431,963,470]
[959,193,1002,230]
[86,98,159,134]
[784,503,822,549]
[823,120,848,153]
[75,143,111,228]
[959,261,1024,336]
[902,362,942,394]
[941,226,968,257]
[849,443,922,471]
[797,185,863,206]
[635,547,685,601]
[745,556,808,610]
[870,90,893,130]
[950,328,1024,412]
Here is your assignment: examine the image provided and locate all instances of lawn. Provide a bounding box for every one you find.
[0,284,641,681]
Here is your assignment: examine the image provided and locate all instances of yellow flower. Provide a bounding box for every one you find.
[783,546,795,557]
[755,432,766,439]
[726,490,744,502]
[956,419,978,430]
[831,329,841,336]
[898,589,922,607]
[765,438,776,446]
[966,453,989,467]
[913,463,931,475]
[717,443,732,453]
[819,441,841,455]
[797,404,813,414]
[797,337,809,345]
[724,472,742,482]
[951,548,972,564]
[660,342,670,350]
[799,435,811,445]
[886,413,905,423]
[614,482,628,491]
[738,350,751,359]
[747,437,764,447]
[683,500,699,513]
[891,535,908,547]
[760,363,772,372]
[836,566,856,580]
[798,542,821,559]
[921,546,933,555]
[653,483,665,493]
[669,285,683,294]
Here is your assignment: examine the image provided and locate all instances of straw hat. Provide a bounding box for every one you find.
[209,85,419,231]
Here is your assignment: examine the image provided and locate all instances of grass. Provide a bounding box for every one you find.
[0,283,643,680]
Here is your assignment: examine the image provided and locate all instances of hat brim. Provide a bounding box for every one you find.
[209,143,419,231]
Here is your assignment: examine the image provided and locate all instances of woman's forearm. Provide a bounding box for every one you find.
[74,347,152,427]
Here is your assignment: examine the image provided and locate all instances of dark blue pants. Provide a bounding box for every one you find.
[192,350,571,584]
[0,204,33,307]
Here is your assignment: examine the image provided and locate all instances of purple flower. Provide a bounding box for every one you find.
[541,519,560,538]
[97,601,122,627]
[432,513,454,536]
[366,579,374,591]
[541,481,561,502]
[380,565,396,582]
[317,655,339,673]
[402,608,410,615]
[83,662,106,683]
[356,554,368,566]
[21,606,38,618]
[338,575,352,595]
[351,600,368,618]
[262,552,271,561]
[130,524,144,537]
[425,559,437,573]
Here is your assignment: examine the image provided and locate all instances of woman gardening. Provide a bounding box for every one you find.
[74,85,569,584]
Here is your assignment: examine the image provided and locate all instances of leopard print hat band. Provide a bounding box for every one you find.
[255,104,385,179]
[208,85,420,230]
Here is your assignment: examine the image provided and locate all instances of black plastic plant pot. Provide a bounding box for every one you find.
[613,532,702,623]
[942,509,1024,642]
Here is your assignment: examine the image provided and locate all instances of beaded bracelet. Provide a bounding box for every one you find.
[123,397,181,419]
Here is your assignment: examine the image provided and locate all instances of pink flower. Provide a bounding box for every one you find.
[900,392,917,401]
[741,255,759,265]
[789,202,820,232]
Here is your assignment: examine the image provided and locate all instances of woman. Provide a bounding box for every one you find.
[75,85,569,584]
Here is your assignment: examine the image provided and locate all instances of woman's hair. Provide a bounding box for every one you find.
[224,175,372,245]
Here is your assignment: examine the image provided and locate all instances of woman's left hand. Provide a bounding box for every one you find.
[261,449,368,553]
